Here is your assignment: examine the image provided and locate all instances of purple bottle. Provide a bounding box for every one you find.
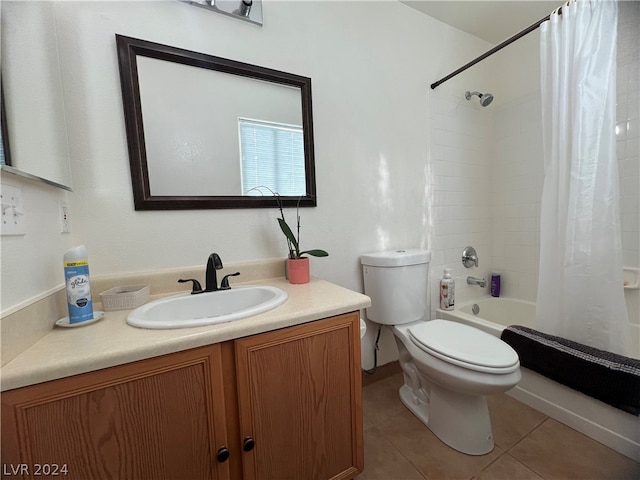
[490,272,501,297]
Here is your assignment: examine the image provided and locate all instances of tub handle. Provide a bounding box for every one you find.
[462,246,478,268]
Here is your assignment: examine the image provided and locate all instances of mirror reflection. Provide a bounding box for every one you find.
[1,1,73,190]
[138,57,305,197]
[116,35,316,210]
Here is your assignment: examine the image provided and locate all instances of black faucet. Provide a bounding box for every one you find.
[205,253,224,292]
[179,253,240,294]
[177,278,203,294]
[220,271,241,290]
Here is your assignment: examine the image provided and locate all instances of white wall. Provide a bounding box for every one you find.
[57,0,491,284]
[2,1,636,366]
[1,1,493,367]
[0,174,74,311]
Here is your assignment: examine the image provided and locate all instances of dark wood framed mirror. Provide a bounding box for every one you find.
[1,85,12,167]
[116,34,317,210]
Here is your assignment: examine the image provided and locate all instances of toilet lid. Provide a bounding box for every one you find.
[409,320,519,370]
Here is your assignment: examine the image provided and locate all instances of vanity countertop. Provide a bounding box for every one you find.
[1,277,370,392]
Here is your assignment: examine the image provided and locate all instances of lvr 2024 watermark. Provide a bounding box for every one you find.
[3,464,69,476]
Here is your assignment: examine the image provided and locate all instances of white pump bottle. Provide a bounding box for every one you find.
[440,268,455,310]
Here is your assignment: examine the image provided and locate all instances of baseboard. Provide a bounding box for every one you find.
[362,360,402,387]
[507,369,640,462]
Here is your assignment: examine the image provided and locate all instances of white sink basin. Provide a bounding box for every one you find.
[127,285,288,329]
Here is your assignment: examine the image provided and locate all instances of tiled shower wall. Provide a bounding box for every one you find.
[488,1,638,332]
[617,0,640,271]
[428,93,493,318]
[617,0,640,343]
[490,93,544,302]
[479,13,638,306]
[428,90,545,307]
[430,2,639,331]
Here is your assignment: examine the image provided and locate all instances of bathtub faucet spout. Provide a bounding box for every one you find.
[467,276,486,288]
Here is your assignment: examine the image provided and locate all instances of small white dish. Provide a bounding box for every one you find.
[56,311,105,328]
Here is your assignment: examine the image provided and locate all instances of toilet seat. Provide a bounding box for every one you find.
[409,320,519,374]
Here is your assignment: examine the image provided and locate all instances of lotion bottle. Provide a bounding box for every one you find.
[64,245,94,323]
[440,268,455,310]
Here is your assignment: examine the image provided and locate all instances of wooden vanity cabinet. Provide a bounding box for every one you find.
[235,311,364,480]
[1,344,231,480]
[1,312,363,480]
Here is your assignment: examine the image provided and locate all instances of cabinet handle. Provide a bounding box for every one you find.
[242,436,255,452]
[216,446,230,463]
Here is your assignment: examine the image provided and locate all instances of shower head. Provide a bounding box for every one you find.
[480,93,494,106]
[465,91,494,107]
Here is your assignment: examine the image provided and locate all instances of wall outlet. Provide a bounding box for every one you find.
[1,183,26,236]
[59,200,71,233]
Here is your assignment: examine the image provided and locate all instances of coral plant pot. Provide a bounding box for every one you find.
[287,257,310,284]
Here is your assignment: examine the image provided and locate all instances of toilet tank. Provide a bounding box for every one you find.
[361,249,431,326]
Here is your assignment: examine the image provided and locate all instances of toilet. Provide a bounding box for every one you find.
[361,249,521,455]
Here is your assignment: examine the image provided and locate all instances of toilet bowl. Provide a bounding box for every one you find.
[393,320,521,455]
[361,249,521,455]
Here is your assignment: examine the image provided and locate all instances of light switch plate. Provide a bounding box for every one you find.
[1,183,26,236]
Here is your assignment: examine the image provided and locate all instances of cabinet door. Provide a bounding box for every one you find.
[2,345,231,480]
[235,312,364,480]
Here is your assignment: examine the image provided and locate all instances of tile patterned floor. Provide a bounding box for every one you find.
[357,369,640,480]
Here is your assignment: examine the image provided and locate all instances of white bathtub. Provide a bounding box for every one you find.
[437,297,640,462]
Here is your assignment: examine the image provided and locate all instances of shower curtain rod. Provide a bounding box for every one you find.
[430,7,562,90]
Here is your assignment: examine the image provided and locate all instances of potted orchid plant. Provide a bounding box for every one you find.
[248,186,328,284]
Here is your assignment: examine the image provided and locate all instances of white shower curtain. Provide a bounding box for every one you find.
[537,0,628,355]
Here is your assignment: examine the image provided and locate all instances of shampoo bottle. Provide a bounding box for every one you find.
[64,245,94,323]
[440,268,455,310]
[491,272,501,297]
